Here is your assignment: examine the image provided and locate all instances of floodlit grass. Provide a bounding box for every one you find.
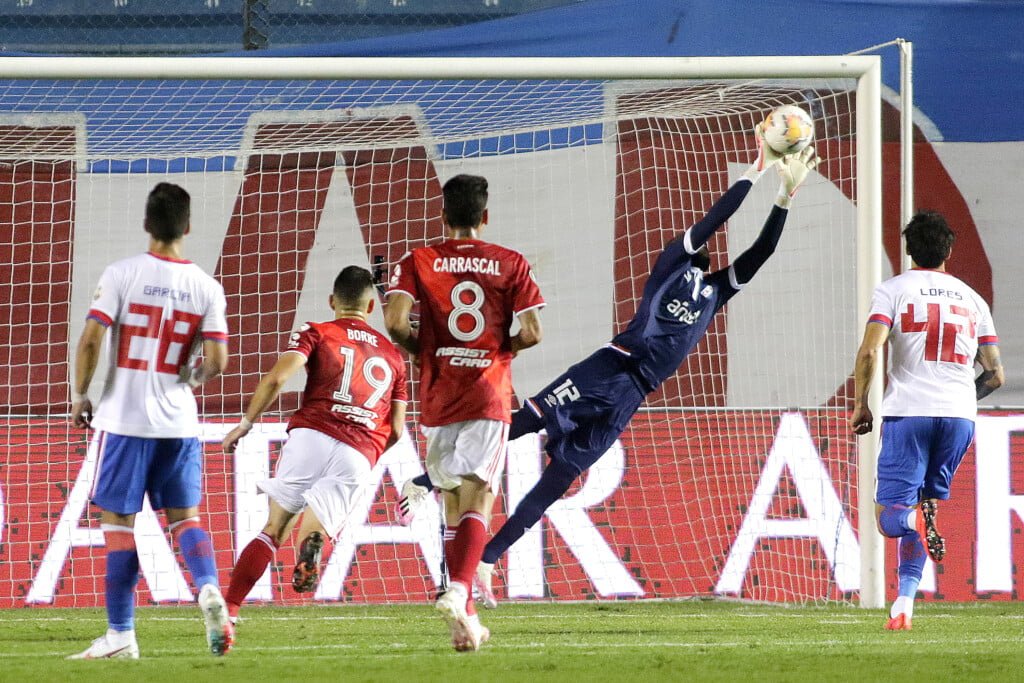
[3,601,1023,682]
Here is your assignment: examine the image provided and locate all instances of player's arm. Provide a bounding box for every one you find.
[511,307,543,353]
[731,146,819,286]
[384,400,408,452]
[679,124,785,256]
[850,321,890,435]
[384,292,420,356]
[975,344,1005,400]
[186,339,229,389]
[71,318,108,428]
[222,351,308,453]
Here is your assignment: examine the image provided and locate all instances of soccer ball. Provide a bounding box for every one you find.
[761,105,814,156]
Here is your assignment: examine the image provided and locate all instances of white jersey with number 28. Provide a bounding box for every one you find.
[86,252,228,438]
[868,268,997,420]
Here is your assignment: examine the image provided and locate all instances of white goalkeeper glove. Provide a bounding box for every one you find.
[742,122,785,183]
[775,145,819,207]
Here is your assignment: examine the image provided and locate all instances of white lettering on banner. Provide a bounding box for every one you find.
[974,415,1024,591]
[505,435,643,598]
[208,422,280,603]
[27,433,192,604]
[715,413,860,594]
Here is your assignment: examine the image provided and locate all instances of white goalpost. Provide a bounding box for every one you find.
[0,55,884,609]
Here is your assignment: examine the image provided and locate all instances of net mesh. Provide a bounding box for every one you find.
[0,74,862,607]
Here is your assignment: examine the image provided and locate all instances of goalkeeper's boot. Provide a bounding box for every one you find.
[396,479,430,525]
[473,561,498,609]
[292,531,325,593]
[917,500,946,562]
[198,584,234,656]
[67,630,139,660]
[885,613,912,631]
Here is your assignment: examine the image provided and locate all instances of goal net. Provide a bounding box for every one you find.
[0,57,881,608]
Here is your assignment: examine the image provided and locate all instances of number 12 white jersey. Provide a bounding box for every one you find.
[868,268,997,419]
[86,252,228,438]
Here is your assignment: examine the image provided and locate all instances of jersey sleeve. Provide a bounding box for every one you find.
[976,296,999,346]
[385,251,419,302]
[286,323,321,358]
[86,265,122,327]
[867,284,896,328]
[709,269,741,312]
[511,255,545,315]
[201,281,229,343]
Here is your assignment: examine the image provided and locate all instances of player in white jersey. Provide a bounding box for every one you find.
[850,211,1004,631]
[69,183,234,659]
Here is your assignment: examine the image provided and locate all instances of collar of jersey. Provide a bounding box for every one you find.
[147,251,192,264]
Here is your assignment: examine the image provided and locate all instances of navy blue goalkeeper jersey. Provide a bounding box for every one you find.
[610,232,739,393]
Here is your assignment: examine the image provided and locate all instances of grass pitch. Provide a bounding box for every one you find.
[3,601,1023,682]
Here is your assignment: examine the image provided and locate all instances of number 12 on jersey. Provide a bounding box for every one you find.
[900,302,977,365]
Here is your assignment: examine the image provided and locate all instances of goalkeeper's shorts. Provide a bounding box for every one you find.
[524,347,645,475]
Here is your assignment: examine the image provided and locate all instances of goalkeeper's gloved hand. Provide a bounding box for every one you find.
[742,122,785,183]
[775,145,819,207]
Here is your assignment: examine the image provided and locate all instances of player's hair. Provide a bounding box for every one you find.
[442,174,488,229]
[144,182,191,242]
[333,265,375,306]
[904,211,955,269]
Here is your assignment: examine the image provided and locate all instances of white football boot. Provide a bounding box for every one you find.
[67,629,140,660]
[198,584,234,656]
[396,479,431,525]
[436,582,489,652]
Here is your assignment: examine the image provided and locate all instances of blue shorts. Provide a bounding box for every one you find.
[875,416,975,507]
[90,431,203,515]
[524,347,645,475]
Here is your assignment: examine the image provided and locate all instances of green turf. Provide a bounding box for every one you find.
[3,601,1023,682]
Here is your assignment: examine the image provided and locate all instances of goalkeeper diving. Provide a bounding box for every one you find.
[401,126,820,607]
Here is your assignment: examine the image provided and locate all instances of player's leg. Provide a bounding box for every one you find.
[874,417,930,630]
[225,500,299,620]
[427,421,504,651]
[292,436,374,593]
[156,437,231,655]
[919,417,975,561]
[68,432,146,660]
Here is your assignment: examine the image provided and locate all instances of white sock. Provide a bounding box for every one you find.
[890,595,915,619]
[106,628,135,642]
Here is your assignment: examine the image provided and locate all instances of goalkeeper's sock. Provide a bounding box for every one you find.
[412,472,433,490]
[170,517,219,592]
[447,512,488,593]
[226,532,278,614]
[102,525,140,632]
[897,528,926,599]
[482,459,578,564]
[879,504,916,538]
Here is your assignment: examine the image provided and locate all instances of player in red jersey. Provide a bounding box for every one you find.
[385,174,544,651]
[221,266,408,624]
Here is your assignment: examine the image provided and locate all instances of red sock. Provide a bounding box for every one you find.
[447,513,488,594]
[225,532,277,616]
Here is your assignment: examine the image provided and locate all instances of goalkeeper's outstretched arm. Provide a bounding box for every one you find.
[682,124,786,253]
[731,145,819,285]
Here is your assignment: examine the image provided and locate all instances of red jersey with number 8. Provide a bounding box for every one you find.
[387,239,544,426]
[86,252,228,438]
[868,268,998,419]
[285,318,408,464]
